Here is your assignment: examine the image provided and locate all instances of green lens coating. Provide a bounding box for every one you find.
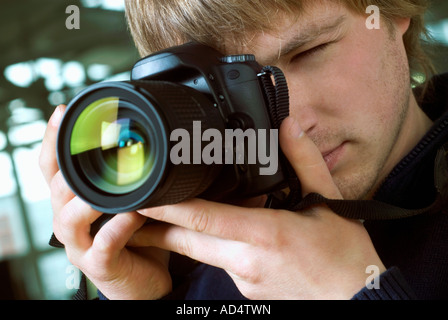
[70,97,155,194]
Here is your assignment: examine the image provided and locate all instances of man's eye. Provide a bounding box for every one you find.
[293,42,331,60]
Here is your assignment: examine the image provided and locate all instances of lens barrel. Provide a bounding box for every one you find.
[57,81,225,213]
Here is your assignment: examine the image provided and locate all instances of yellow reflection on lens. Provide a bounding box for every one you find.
[117,142,145,185]
[101,121,121,150]
[71,97,119,155]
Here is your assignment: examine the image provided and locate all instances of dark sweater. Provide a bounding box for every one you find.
[160,74,448,300]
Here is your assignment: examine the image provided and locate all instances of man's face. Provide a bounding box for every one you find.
[228,1,428,200]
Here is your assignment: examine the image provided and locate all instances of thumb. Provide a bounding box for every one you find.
[279,117,342,199]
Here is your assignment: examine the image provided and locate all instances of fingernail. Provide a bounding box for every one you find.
[50,105,63,127]
[287,117,304,138]
[136,209,148,216]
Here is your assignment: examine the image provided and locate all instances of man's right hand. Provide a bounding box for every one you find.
[39,105,172,299]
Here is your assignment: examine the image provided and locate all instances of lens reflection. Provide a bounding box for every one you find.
[70,97,154,194]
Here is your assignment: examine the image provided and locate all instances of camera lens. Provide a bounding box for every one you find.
[70,97,155,195]
[57,81,225,213]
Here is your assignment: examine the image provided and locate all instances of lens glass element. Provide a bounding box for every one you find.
[70,97,155,194]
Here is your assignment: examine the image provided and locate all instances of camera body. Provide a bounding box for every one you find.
[57,42,289,213]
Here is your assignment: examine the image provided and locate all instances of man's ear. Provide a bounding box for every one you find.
[394,17,411,36]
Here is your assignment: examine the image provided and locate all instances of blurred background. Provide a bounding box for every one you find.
[0,0,447,300]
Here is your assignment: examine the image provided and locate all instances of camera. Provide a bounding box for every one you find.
[57,42,291,213]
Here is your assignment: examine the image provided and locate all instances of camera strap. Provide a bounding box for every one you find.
[260,66,290,129]
[260,66,448,221]
[286,139,448,220]
[260,66,303,211]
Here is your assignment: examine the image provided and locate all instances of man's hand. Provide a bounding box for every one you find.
[40,105,172,300]
[129,117,386,299]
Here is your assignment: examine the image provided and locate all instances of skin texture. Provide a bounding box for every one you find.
[40,1,433,299]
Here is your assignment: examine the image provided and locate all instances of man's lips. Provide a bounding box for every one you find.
[321,142,347,171]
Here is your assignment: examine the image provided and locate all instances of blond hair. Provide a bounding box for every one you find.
[125,0,435,85]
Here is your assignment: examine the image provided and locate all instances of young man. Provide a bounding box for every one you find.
[40,0,448,299]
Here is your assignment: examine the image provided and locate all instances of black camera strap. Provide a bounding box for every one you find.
[260,66,303,211]
[285,138,448,220]
[260,66,448,221]
[260,66,290,129]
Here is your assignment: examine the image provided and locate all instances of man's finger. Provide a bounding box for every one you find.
[39,105,66,186]
[128,222,243,275]
[50,170,76,216]
[137,199,268,244]
[279,117,342,199]
[55,196,103,251]
[92,212,147,260]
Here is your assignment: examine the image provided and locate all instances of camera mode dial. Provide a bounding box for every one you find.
[220,54,256,64]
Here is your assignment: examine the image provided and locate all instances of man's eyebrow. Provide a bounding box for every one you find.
[263,15,347,65]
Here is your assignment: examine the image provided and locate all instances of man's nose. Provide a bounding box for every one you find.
[284,73,321,134]
[289,97,319,135]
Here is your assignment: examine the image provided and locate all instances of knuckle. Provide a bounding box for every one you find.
[232,254,261,284]
[64,248,82,268]
[92,228,118,257]
[38,151,46,172]
[248,212,283,248]
[59,239,85,271]
[57,204,76,233]
[175,230,193,257]
[38,142,52,169]
[55,200,86,241]
[188,206,210,233]
[49,171,68,198]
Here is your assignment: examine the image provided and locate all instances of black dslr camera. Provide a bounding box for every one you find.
[57,42,291,213]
